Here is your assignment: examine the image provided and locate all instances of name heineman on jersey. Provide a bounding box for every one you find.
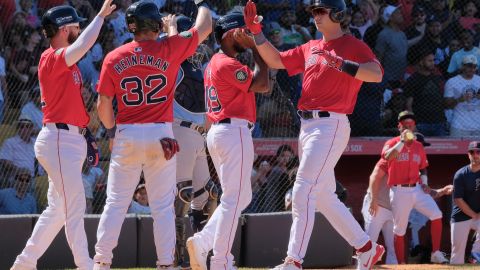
[113,53,170,75]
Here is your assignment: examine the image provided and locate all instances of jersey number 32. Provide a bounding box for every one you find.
[120,74,167,106]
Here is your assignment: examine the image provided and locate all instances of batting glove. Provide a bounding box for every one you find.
[244,1,263,35]
[312,48,360,77]
[160,137,180,160]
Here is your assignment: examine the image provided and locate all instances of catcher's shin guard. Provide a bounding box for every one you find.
[174,181,192,267]
[188,209,208,233]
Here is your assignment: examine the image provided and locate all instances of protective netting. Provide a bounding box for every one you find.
[0,0,477,217]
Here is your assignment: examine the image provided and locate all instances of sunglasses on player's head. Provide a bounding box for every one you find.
[311,7,330,16]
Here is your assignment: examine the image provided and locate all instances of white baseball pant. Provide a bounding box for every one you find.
[451,218,480,264]
[288,114,370,263]
[361,194,397,264]
[172,124,210,210]
[194,119,253,270]
[13,124,92,270]
[94,123,177,266]
[390,185,442,236]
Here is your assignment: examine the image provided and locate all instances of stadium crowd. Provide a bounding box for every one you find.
[0,0,479,266]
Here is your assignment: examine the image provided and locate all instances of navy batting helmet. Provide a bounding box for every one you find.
[307,0,346,23]
[126,1,163,33]
[214,13,245,44]
[176,15,193,33]
[41,5,86,38]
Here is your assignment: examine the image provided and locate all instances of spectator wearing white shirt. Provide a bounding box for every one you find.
[20,88,42,133]
[0,116,44,185]
[82,164,104,214]
[128,184,151,215]
[444,55,480,136]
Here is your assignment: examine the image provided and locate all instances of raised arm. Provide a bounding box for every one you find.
[244,0,285,69]
[193,1,213,45]
[65,0,116,67]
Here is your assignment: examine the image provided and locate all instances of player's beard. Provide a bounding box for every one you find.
[68,31,79,44]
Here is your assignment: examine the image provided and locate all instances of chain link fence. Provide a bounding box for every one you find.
[0,0,478,216]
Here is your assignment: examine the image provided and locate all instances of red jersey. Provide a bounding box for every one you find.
[280,35,382,114]
[97,29,199,124]
[381,137,428,186]
[39,47,89,127]
[204,53,255,123]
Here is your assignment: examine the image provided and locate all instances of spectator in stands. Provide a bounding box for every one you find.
[375,5,408,86]
[264,21,302,106]
[405,6,427,47]
[404,48,447,136]
[382,85,407,136]
[459,1,480,31]
[82,163,104,214]
[20,87,42,133]
[257,145,295,213]
[99,24,116,56]
[0,115,43,187]
[278,9,312,46]
[128,184,151,214]
[0,167,37,214]
[0,52,7,124]
[444,55,480,136]
[246,159,272,213]
[78,41,103,92]
[257,0,291,23]
[448,31,480,75]
[69,0,96,21]
[439,38,461,77]
[81,83,102,137]
[107,0,133,47]
[16,0,40,28]
[357,0,379,24]
[341,9,362,39]
[350,8,372,39]
[363,5,386,49]
[419,16,450,68]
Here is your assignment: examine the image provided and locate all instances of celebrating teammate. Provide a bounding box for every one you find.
[93,1,212,269]
[186,13,269,270]
[243,0,385,269]
[362,159,398,264]
[166,14,217,268]
[10,2,115,270]
[381,111,448,264]
[450,141,480,264]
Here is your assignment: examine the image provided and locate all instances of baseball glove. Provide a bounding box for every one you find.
[160,137,180,160]
[84,128,99,167]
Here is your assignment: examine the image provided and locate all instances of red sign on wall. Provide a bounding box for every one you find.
[253,138,471,156]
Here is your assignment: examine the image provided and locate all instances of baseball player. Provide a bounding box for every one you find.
[382,111,448,264]
[243,0,385,269]
[165,14,217,268]
[362,159,398,265]
[93,1,212,269]
[450,141,480,264]
[186,13,269,270]
[10,2,115,270]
